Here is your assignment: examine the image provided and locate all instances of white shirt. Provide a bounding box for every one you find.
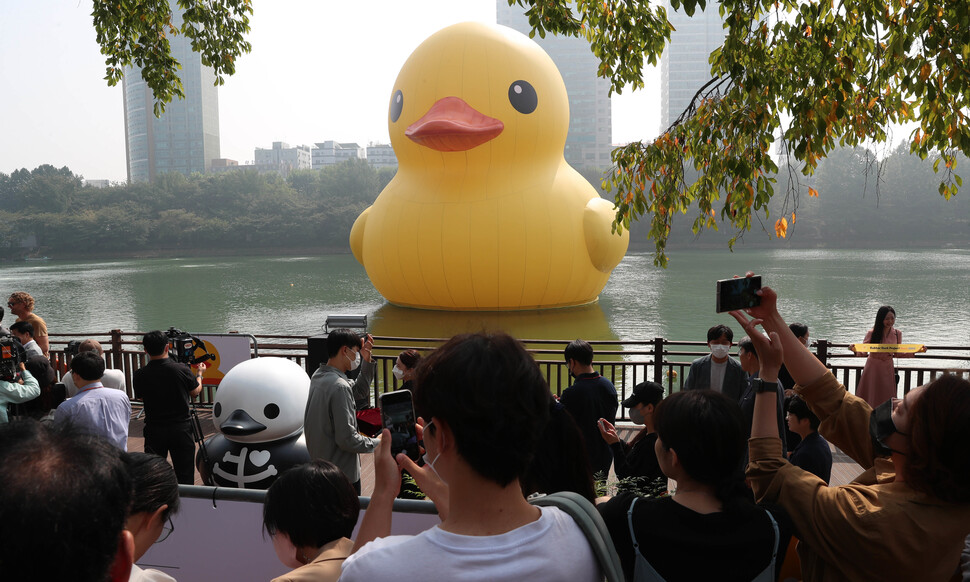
[53,383,131,450]
[341,506,600,582]
[64,367,126,397]
[710,359,727,393]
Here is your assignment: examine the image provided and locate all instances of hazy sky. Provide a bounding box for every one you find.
[0,1,659,182]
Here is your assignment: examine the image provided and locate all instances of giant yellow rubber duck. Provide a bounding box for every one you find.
[350,22,629,310]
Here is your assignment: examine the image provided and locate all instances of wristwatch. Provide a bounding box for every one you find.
[751,378,775,394]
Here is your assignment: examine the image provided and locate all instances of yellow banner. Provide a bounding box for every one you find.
[852,343,924,354]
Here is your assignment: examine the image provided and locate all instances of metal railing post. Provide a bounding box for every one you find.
[653,337,665,384]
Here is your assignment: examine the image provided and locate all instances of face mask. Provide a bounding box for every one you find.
[423,452,445,484]
[347,349,361,371]
[392,366,405,380]
[629,407,645,425]
[710,344,731,359]
[869,399,904,456]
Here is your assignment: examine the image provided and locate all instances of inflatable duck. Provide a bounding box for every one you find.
[350,22,629,311]
[197,358,311,489]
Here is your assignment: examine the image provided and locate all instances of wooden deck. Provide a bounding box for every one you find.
[127,417,860,492]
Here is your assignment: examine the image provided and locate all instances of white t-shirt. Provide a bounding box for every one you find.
[341,506,600,582]
[64,367,126,397]
[710,359,727,393]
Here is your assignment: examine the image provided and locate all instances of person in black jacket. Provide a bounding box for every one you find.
[597,381,664,481]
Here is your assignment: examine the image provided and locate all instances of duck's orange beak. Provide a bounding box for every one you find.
[406,96,504,152]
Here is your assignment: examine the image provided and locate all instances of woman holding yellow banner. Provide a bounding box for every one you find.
[851,306,923,407]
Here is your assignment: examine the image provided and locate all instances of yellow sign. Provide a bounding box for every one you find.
[852,343,924,354]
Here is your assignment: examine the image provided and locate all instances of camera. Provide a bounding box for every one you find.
[0,334,25,382]
[65,339,83,357]
[165,328,216,366]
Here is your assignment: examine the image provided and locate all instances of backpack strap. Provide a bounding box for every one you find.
[530,491,625,582]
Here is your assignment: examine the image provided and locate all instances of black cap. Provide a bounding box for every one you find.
[621,381,665,408]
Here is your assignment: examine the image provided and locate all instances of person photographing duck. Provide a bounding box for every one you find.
[731,276,970,581]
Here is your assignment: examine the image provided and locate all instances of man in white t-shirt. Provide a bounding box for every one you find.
[342,332,600,582]
[63,339,127,397]
[683,324,746,402]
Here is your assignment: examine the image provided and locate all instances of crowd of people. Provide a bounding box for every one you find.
[2,284,969,582]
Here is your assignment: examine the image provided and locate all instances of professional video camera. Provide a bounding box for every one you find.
[65,339,83,357]
[165,327,217,366]
[0,334,26,382]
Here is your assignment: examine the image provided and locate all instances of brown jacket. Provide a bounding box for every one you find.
[271,537,353,582]
[747,371,970,582]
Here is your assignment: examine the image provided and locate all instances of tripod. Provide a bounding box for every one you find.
[190,402,214,486]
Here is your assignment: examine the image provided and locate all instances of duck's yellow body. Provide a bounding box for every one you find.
[350,22,628,310]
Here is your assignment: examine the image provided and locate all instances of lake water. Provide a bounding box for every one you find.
[2,249,968,365]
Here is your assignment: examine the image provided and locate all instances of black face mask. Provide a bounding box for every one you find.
[869,399,904,457]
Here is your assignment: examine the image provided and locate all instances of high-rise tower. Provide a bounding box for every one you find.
[122,3,220,183]
[660,4,727,132]
[496,3,613,169]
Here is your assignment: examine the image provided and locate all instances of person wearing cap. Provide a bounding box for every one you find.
[597,381,665,481]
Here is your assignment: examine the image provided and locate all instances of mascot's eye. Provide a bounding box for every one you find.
[263,403,280,419]
[389,90,404,123]
[508,80,537,114]
[214,402,222,417]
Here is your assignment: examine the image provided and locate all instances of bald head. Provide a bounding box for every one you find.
[79,339,104,356]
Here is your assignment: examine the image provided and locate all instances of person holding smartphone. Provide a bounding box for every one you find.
[734,278,970,582]
[303,329,378,495]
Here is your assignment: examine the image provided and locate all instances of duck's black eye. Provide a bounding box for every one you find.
[214,402,222,417]
[508,80,537,114]
[263,403,280,419]
[389,90,404,122]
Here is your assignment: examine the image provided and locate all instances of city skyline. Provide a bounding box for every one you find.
[1,1,659,183]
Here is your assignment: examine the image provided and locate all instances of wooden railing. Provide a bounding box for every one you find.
[48,332,970,420]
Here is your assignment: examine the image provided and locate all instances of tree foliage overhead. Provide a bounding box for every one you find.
[93,0,253,116]
[511,0,970,265]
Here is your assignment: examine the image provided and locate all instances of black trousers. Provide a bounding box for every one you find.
[144,420,196,484]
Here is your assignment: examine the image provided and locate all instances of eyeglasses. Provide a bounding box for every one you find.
[6,302,16,307]
[156,516,175,544]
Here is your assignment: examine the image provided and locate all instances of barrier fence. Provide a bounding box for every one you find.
[48,331,970,421]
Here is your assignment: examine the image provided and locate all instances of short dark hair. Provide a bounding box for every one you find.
[126,452,180,521]
[737,336,758,360]
[0,420,132,582]
[787,396,820,431]
[398,349,421,369]
[707,324,734,343]
[10,321,33,337]
[263,460,360,546]
[564,339,594,366]
[655,390,746,506]
[326,329,361,359]
[414,332,550,486]
[789,322,808,339]
[142,330,169,356]
[70,351,106,382]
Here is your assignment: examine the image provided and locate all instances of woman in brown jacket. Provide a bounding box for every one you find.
[731,280,970,582]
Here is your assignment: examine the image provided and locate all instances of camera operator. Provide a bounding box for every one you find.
[0,362,40,424]
[132,330,206,484]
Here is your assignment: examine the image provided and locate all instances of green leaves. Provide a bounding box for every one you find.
[92,0,253,116]
[512,0,970,265]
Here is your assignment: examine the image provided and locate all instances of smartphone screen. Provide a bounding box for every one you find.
[715,276,762,313]
[379,389,420,461]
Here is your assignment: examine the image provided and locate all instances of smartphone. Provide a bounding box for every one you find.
[715,276,762,313]
[379,389,420,461]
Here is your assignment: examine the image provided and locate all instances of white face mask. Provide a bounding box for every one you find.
[710,343,731,359]
[392,366,405,380]
[347,349,361,371]
[803,336,811,348]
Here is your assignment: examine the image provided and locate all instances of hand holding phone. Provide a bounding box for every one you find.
[379,389,420,461]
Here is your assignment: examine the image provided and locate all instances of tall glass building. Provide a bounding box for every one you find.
[496,2,613,170]
[660,3,727,132]
[122,3,220,183]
